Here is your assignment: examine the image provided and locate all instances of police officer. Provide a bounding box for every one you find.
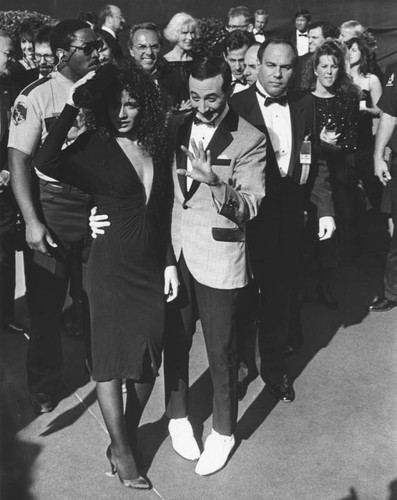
[8,20,101,413]
[371,69,397,311]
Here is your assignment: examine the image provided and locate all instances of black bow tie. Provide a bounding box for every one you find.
[231,77,247,86]
[193,117,215,126]
[298,33,308,37]
[264,95,288,107]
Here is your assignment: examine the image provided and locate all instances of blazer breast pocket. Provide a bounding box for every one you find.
[212,227,245,242]
[213,158,232,166]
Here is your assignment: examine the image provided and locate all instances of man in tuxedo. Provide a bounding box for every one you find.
[98,4,125,61]
[164,56,266,475]
[231,38,335,402]
[223,29,255,95]
[253,9,270,44]
[292,9,311,56]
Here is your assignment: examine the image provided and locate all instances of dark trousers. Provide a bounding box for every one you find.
[385,155,397,301]
[0,190,16,328]
[247,181,304,385]
[26,181,91,395]
[164,253,239,436]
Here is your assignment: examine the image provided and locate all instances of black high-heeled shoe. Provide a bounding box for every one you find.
[106,446,150,490]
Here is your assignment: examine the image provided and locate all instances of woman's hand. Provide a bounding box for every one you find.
[320,126,341,151]
[67,70,96,107]
[178,139,221,186]
[164,265,179,302]
[89,206,111,239]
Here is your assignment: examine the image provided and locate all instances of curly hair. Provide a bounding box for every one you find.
[314,38,360,98]
[163,12,199,45]
[345,36,371,76]
[96,59,168,159]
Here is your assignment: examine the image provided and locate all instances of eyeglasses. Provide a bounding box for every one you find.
[69,39,104,56]
[227,23,250,30]
[34,53,55,62]
[0,49,15,60]
[133,43,161,53]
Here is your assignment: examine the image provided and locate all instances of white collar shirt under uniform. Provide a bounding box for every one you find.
[296,30,309,56]
[187,103,229,189]
[255,80,291,177]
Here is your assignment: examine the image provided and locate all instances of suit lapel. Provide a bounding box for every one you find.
[287,97,306,178]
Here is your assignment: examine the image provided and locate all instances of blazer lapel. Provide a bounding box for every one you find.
[287,97,306,179]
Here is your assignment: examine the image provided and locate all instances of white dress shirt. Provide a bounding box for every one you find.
[253,29,265,44]
[255,81,292,176]
[296,29,309,56]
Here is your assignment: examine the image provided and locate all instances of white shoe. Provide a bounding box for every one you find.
[194,429,235,476]
[168,417,201,461]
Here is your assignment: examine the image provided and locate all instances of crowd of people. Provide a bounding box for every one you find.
[1,2,396,490]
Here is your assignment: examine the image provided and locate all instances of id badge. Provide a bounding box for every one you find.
[300,140,311,185]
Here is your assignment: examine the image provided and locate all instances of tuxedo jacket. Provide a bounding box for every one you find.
[170,107,267,290]
[99,28,124,62]
[231,85,333,279]
[231,84,333,217]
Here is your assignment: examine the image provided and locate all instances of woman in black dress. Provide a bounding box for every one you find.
[311,39,361,304]
[346,36,382,210]
[35,61,178,489]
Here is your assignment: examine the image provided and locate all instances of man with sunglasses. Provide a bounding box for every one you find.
[8,20,100,414]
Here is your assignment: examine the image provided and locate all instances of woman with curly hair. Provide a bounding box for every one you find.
[311,39,362,305]
[35,61,178,490]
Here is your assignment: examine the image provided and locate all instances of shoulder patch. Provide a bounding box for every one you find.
[386,73,395,87]
[12,102,28,125]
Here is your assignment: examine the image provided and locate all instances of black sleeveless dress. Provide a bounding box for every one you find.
[35,104,173,381]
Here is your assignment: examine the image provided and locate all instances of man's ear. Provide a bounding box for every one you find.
[247,23,254,32]
[56,49,66,61]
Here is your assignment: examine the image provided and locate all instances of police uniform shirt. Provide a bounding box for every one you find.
[378,70,397,153]
[8,71,88,182]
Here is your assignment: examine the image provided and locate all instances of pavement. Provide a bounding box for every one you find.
[1,213,396,500]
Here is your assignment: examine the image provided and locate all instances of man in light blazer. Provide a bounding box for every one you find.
[231,38,335,403]
[164,56,266,476]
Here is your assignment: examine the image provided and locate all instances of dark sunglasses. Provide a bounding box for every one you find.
[70,39,103,56]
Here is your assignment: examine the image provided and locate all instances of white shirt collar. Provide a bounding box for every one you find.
[101,26,116,38]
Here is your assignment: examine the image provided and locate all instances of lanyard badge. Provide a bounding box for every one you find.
[300,138,311,185]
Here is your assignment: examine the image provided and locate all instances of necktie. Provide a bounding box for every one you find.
[193,116,215,126]
[264,95,288,107]
[299,33,308,37]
